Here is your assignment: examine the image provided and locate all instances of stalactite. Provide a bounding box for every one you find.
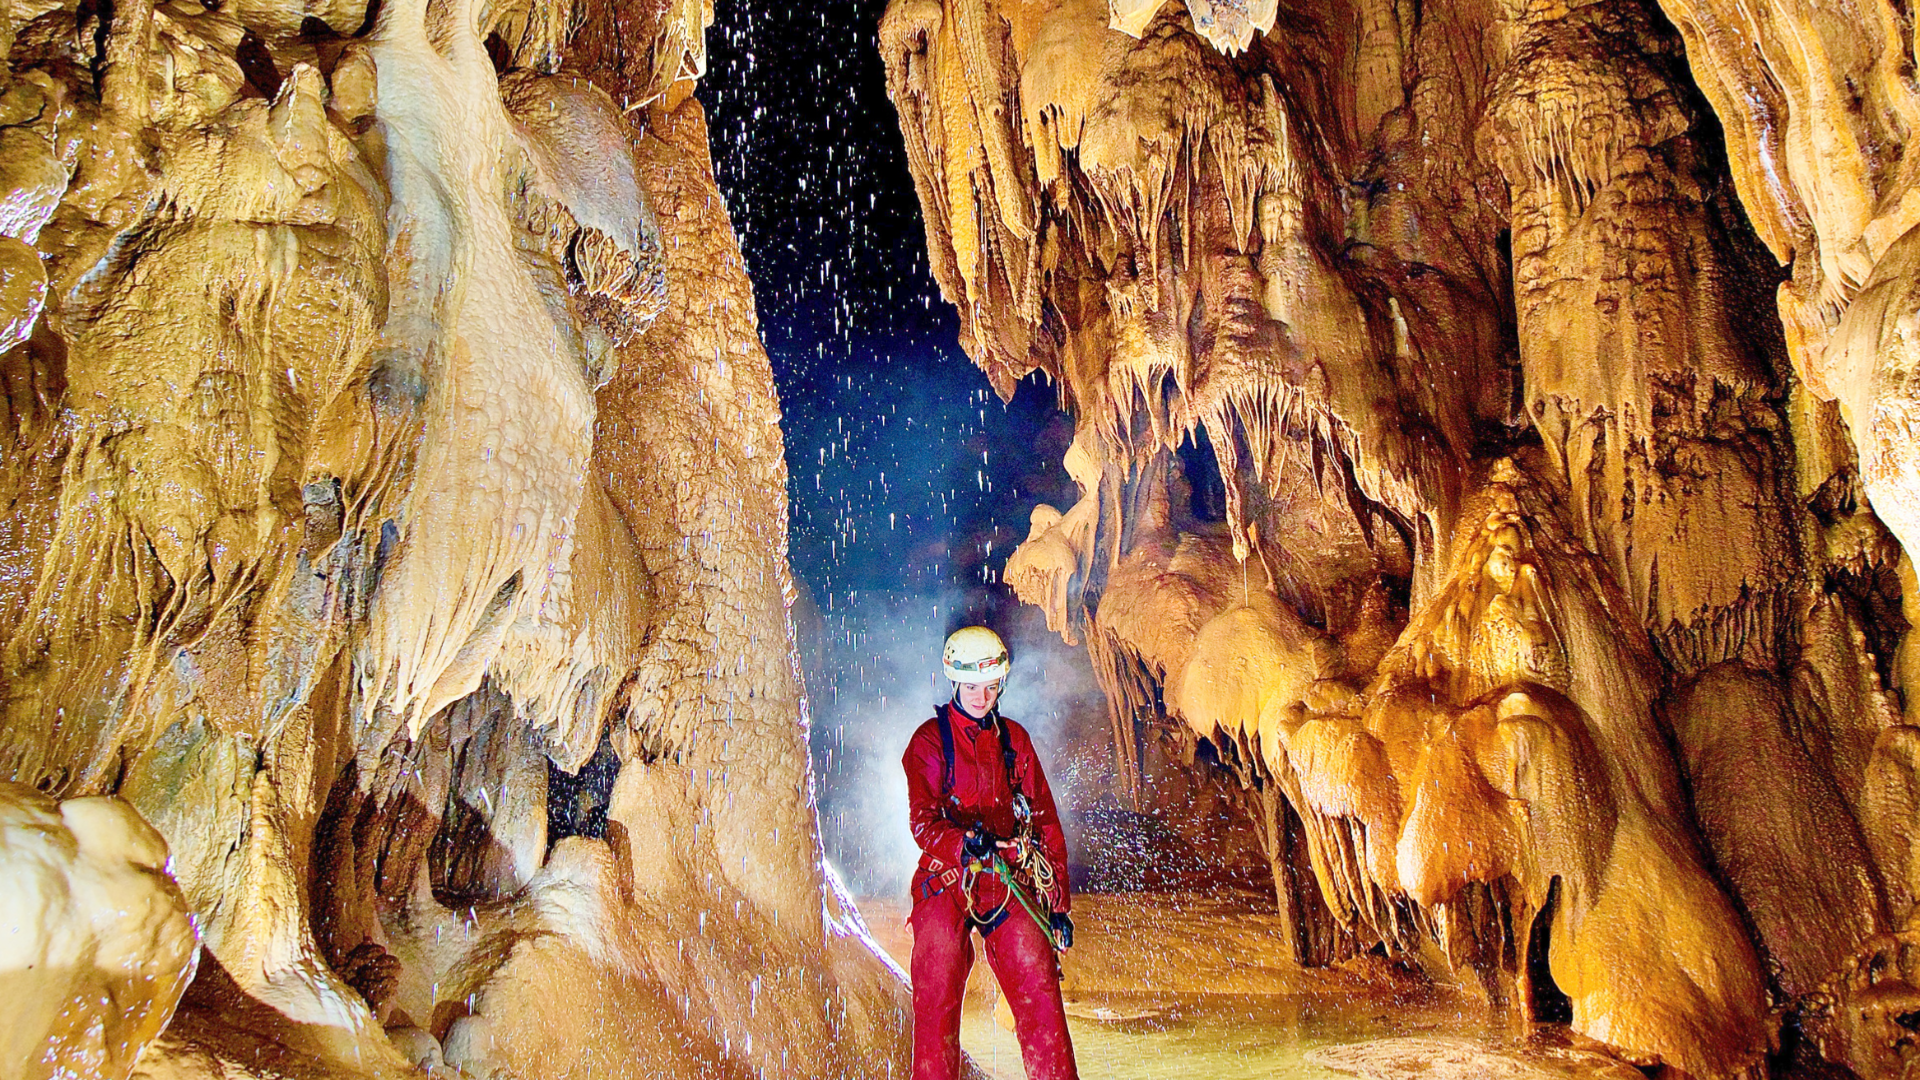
[0,0,910,1071]
[884,0,1920,1071]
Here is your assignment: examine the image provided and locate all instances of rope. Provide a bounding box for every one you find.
[991,856,1055,942]
[958,855,1013,928]
[960,845,1064,951]
[1010,831,1058,903]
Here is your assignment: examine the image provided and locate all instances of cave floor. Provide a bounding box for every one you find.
[854,891,1644,1080]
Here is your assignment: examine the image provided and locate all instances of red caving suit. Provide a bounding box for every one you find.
[904,702,1076,1080]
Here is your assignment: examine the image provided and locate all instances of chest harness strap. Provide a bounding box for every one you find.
[937,705,1062,937]
[938,705,1021,808]
[915,704,1062,934]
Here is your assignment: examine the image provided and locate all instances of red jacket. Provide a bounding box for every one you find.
[904,703,1071,916]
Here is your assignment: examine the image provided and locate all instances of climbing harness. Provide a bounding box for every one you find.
[961,848,1065,949]
[932,704,1066,950]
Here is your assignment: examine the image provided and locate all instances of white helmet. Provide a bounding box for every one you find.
[942,626,1010,684]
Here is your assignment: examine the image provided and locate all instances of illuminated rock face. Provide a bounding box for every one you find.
[0,0,906,1073]
[882,0,1919,1073]
[0,783,199,1080]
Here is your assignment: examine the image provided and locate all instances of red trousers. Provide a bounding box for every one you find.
[909,890,1078,1080]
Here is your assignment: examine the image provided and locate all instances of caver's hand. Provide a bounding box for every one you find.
[1049,913,1074,950]
[963,827,998,859]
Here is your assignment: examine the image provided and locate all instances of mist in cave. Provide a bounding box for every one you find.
[699,0,1271,947]
[694,3,1642,1077]
[5,0,1920,1074]
[696,0,1101,898]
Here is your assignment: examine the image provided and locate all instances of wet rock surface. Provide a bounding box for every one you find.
[878,0,1920,1074]
[870,891,1643,1080]
[0,783,199,1080]
[0,0,907,1072]
[1309,1036,1648,1080]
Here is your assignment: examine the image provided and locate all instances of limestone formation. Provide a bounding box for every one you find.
[882,0,1920,1074]
[0,0,907,1072]
[10,0,1920,1071]
[0,783,199,1080]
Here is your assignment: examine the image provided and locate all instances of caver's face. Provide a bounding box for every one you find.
[956,680,1003,719]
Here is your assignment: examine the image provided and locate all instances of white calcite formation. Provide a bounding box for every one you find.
[0,784,199,1080]
[0,0,907,1072]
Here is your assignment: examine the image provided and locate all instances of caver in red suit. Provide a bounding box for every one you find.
[904,698,1077,1080]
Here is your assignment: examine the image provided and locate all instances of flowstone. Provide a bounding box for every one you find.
[0,784,199,1080]
[0,0,909,1071]
[880,0,1920,1073]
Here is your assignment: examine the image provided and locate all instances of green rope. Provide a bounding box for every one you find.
[987,853,1061,949]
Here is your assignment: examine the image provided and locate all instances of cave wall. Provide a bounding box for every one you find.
[0,0,909,1072]
[880,0,1920,1075]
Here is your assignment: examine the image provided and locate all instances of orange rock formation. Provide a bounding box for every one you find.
[882,0,1920,1074]
[0,0,907,1075]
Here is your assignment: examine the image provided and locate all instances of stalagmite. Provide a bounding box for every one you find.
[883,0,1920,1072]
[0,784,199,1080]
[0,0,908,1071]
